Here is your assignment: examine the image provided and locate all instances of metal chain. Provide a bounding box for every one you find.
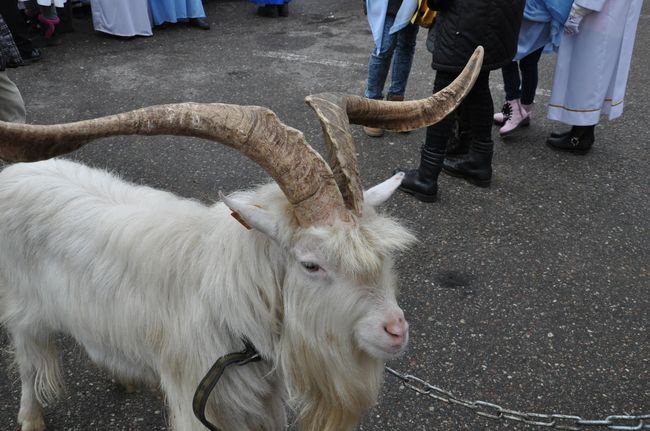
[385,367,650,430]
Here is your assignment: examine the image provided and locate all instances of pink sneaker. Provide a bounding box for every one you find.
[493,101,512,126]
[499,99,530,136]
[522,103,533,116]
[37,14,60,39]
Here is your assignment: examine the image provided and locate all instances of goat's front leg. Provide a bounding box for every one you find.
[161,375,206,431]
[166,393,209,431]
[11,329,61,431]
[17,367,45,431]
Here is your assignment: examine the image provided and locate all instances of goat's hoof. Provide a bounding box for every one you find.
[124,383,140,393]
[114,378,140,393]
[18,407,46,431]
[18,417,46,431]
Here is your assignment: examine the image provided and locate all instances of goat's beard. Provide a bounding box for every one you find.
[279,324,384,431]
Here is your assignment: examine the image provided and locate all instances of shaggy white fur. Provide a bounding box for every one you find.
[0,159,415,431]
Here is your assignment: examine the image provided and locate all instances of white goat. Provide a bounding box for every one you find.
[0,49,483,431]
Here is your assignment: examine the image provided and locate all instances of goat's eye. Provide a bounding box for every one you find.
[301,262,321,273]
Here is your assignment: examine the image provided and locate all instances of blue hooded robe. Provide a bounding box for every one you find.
[515,0,572,59]
[249,0,290,5]
[366,0,418,54]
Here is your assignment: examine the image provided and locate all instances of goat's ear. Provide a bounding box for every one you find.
[221,193,278,238]
[363,172,405,207]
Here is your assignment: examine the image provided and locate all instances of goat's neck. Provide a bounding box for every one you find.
[198,217,285,359]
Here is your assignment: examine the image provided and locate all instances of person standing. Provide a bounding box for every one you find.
[250,0,291,18]
[22,0,67,43]
[363,0,419,137]
[494,0,572,136]
[90,0,153,37]
[545,0,643,154]
[148,0,210,30]
[0,13,26,123]
[396,0,525,202]
[0,1,41,65]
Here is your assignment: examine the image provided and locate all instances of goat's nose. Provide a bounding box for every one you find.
[384,316,409,340]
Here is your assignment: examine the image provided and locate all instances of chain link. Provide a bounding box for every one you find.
[385,367,650,430]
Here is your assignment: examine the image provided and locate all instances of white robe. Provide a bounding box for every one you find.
[547,0,643,125]
[36,0,66,7]
[90,0,153,37]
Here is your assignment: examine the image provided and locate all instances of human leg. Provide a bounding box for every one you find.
[500,48,544,135]
[184,0,209,29]
[446,104,472,158]
[502,61,521,101]
[364,15,398,137]
[0,1,40,63]
[519,47,543,107]
[257,5,280,17]
[396,70,456,202]
[365,15,397,100]
[278,1,289,17]
[21,0,61,40]
[462,71,493,144]
[494,61,520,126]
[386,23,419,99]
[443,71,494,187]
[35,4,60,40]
[494,55,543,136]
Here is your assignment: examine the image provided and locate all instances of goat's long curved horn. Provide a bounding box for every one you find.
[304,46,484,215]
[0,103,348,226]
[304,94,364,216]
[346,46,484,131]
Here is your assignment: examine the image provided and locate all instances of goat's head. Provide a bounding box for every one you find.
[0,47,483,429]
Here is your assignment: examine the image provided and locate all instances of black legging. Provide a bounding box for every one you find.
[501,47,544,105]
[424,69,493,153]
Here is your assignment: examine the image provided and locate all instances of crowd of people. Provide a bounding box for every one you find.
[361,0,642,202]
[0,0,294,124]
[0,0,644,198]
[0,0,295,47]
[0,0,210,43]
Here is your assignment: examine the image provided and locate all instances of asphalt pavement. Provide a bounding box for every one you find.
[1,1,648,430]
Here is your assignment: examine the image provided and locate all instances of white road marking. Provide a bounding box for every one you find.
[253,50,364,68]
[254,50,555,97]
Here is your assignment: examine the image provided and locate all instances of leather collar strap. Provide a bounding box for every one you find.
[192,338,262,431]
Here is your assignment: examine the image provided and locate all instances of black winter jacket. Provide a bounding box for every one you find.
[426,0,525,72]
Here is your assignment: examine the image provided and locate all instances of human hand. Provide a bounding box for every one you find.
[564,3,594,35]
[564,13,584,34]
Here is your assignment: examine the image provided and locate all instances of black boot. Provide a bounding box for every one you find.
[278,3,289,17]
[396,147,444,203]
[546,125,595,155]
[442,139,493,188]
[549,129,571,139]
[257,5,279,17]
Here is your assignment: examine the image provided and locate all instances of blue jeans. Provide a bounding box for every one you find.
[365,17,419,100]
